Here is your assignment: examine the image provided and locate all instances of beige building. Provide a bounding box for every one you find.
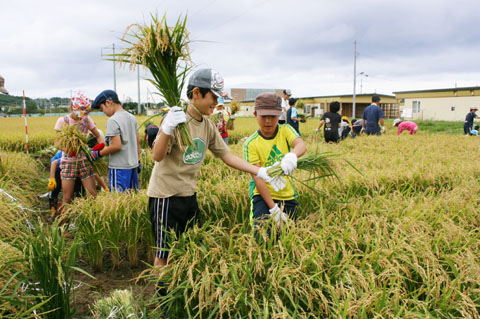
[235,93,398,118]
[394,86,480,121]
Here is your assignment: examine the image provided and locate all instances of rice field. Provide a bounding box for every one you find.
[1,115,480,318]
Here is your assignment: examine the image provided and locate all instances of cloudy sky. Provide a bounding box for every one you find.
[1,0,479,102]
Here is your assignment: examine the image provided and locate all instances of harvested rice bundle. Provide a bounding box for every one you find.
[266,152,341,194]
[113,13,193,150]
[92,289,143,319]
[55,124,108,176]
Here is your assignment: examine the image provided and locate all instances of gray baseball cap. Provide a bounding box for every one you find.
[188,68,224,97]
[0,75,9,94]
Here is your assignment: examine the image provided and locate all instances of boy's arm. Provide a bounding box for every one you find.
[152,132,171,162]
[94,174,109,191]
[250,163,275,209]
[316,120,325,130]
[290,137,307,158]
[98,135,122,157]
[220,152,260,176]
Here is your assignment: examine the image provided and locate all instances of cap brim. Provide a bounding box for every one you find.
[255,108,282,116]
[211,89,224,97]
[0,87,9,94]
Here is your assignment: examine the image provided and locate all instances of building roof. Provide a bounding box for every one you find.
[239,93,395,103]
[393,86,480,94]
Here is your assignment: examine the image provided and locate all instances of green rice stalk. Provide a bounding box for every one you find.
[24,221,93,319]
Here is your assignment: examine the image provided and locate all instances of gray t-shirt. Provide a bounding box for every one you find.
[106,110,139,169]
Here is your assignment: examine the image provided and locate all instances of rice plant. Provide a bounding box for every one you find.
[23,221,92,319]
[63,191,152,270]
[114,13,193,149]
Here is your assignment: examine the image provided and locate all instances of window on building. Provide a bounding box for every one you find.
[451,106,456,112]
[412,101,421,113]
[305,104,311,113]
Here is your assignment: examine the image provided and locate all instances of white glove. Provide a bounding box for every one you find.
[161,106,186,136]
[257,163,287,192]
[281,153,297,175]
[381,126,385,133]
[315,128,320,132]
[269,204,288,228]
[360,127,365,134]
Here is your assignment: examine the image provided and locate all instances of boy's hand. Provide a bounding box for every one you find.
[281,153,297,175]
[257,164,287,192]
[381,126,386,133]
[47,178,56,191]
[162,106,186,136]
[92,143,105,151]
[90,150,101,161]
[269,204,288,228]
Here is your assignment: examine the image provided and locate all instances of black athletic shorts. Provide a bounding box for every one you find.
[149,194,200,259]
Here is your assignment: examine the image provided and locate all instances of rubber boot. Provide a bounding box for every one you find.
[48,198,58,223]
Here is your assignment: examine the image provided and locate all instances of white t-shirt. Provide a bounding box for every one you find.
[280,98,289,121]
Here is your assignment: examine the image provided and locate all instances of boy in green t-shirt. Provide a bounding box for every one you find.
[243,92,307,227]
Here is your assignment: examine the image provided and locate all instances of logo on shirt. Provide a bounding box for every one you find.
[183,138,206,165]
[265,145,284,167]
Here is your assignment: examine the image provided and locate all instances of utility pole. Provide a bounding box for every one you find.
[101,44,117,91]
[113,43,117,92]
[352,40,357,118]
[137,66,141,115]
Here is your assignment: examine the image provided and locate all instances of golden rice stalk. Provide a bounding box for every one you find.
[55,124,108,176]
[112,13,193,149]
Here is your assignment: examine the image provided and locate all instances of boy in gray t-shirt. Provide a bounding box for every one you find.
[91,90,141,191]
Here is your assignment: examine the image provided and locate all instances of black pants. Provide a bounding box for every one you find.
[464,123,473,135]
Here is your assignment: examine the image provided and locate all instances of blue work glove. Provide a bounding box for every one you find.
[90,150,101,161]
[137,161,141,173]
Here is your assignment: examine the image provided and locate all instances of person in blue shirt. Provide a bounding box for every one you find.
[362,95,385,135]
[470,125,479,136]
[286,97,300,135]
[464,106,479,135]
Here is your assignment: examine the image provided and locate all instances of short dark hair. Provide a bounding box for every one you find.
[330,101,340,113]
[475,125,479,130]
[372,95,381,103]
[186,85,211,99]
[288,97,297,106]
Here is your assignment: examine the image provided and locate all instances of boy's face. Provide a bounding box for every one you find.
[99,100,115,117]
[191,88,218,116]
[254,111,279,137]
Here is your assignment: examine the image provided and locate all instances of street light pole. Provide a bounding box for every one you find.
[352,40,357,118]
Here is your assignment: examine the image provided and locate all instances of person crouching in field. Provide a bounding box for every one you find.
[316,101,342,143]
[393,118,418,135]
[243,92,307,232]
[91,90,141,192]
[54,92,104,214]
[47,150,84,221]
[147,68,285,296]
